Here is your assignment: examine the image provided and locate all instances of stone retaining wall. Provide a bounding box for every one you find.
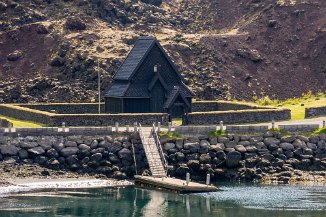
[0,104,169,126]
[305,106,326,118]
[160,132,326,182]
[192,101,267,112]
[19,103,105,114]
[0,134,149,180]
[188,109,291,125]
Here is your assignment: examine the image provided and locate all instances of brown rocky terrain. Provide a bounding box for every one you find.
[0,0,325,103]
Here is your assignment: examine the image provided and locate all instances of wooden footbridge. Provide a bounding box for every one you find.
[136,124,219,193]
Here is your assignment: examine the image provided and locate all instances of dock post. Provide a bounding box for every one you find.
[115,122,119,132]
[158,122,161,132]
[206,174,211,186]
[134,122,138,132]
[219,121,223,131]
[168,122,172,132]
[186,172,190,186]
[272,119,275,129]
[323,120,326,128]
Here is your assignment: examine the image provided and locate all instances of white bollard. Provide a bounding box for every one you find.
[186,172,190,186]
[126,125,130,132]
[134,122,138,132]
[272,119,275,129]
[219,121,223,131]
[206,173,211,186]
[168,122,172,132]
[323,120,326,128]
[115,122,119,132]
[158,122,161,132]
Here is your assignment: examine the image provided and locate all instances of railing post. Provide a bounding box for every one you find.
[168,122,172,132]
[115,122,119,132]
[219,121,223,131]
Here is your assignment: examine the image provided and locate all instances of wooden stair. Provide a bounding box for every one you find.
[139,127,166,178]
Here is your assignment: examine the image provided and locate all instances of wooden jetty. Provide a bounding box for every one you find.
[135,175,219,193]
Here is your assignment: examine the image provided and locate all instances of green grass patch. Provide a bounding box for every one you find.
[252,91,326,120]
[0,115,44,128]
[208,130,226,137]
[159,131,183,139]
[313,127,326,135]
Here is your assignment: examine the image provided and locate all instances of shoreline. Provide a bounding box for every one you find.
[0,177,134,197]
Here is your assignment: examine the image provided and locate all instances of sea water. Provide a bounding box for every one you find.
[0,183,325,217]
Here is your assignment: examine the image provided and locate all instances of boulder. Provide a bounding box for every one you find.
[28,147,45,157]
[7,50,23,61]
[0,119,12,127]
[175,139,184,149]
[292,139,306,149]
[79,144,91,151]
[280,143,294,151]
[236,48,262,62]
[53,143,65,151]
[46,148,59,158]
[65,17,86,30]
[113,171,127,180]
[216,150,226,160]
[187,160,200,171]
[65,141,77,147]
[210,143,225,151]
[107,141,123,153]
[108,153,120,164]
[66,155,79,165]
[175,152,185,161]
[263,137,280,146]
[0,145,19,156]
[199,154,211,164]
[307,142,317,150]
[225,141,237,148]
[226,151,242,168]
[20,142,39,149]
[200,140,210,149]
[118,148,132,161]
[238,141,250,147]
[184,142,200,150]
[60,147,79,157]
[281,136,296,143]
[18,149,28,159]
[163,143,175,151]
[34,156,48,165]
[218,137,229,143]
[90,153,103,162]
[186,153,199,161]
[175,165,190,177]
[235,145,246,153]
[49,56,66,67]
[245,146,257,152]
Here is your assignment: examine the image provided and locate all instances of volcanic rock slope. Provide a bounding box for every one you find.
[0,0,325,103]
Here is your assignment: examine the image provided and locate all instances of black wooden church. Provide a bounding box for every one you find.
[104,36,194,117]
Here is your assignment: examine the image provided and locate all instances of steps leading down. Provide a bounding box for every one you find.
[139,127,166,178]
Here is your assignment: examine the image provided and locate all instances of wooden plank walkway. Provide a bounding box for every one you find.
[134,175,219,193]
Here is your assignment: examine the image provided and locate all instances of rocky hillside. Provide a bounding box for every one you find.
[0,0,325,103]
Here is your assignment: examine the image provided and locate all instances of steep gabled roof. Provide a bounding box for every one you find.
[104,81,129,97]
[113,36,184,82]
[148,72,168,91]
[163,86,191,109]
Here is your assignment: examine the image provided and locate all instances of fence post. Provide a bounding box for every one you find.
[158,122,161,132]
[323,120,326,128]
[219,121,223,131]
[168,122,172,132]
[115,122,119,132]
[134,122,138,132]
[272,119,275,129]
[126,125,130,132]
[186,172,190,186]
[206,173,211,186]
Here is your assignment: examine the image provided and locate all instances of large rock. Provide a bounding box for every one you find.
[186,153,199,161]
[199,154,211,164]
[79,144,91,151]
[280,143,294,151]
[281,136,296,143]
[118,148,132,161]
[47,148,59,158]
[65,141,77,147]
[263,137,280,146]
[175,165,190,177]
[0,145,19,156]
[210,143,225,151]
[60,147,79,157]
[90,153,103,162]
[107,141,123,153]
[292,139,306,149]
[163,143,175,151]
[7,50,23,61]
[235,145,246,153]
[65,17,86,30]
[200,140,210,149]
[18,149,28,159]
[20,142,38,149]
[0,119,12,127]
[28,147,45,157]
[184,142,200,150]
[53,143,65,151]
[226,151,242,168]
[108,153,120,164]
[187,160,200,171]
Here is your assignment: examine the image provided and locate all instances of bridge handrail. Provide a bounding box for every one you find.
[152,123,168,175]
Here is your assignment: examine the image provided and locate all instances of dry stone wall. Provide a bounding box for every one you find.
[305,106,326,118]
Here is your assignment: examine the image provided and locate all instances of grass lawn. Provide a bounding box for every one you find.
[0,115,43,128]
[253,92,326,120]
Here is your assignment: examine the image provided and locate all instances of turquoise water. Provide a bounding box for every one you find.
[0,183,325,217]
